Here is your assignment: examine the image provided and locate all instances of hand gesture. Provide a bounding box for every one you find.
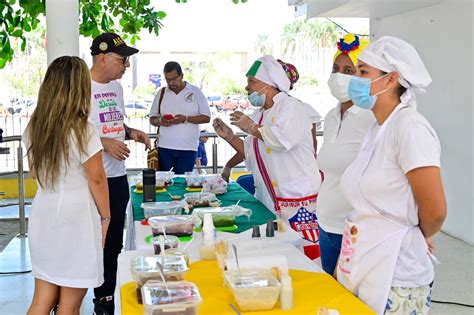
[101,138,130,161]
[230,111,258,135]
[129,129,151,150]
[213,118,235,141]
[221,166,231,182]
[173,114,187,125]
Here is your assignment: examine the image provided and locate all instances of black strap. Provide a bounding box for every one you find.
[155,87,166,146]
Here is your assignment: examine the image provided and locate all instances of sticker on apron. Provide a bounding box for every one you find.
[287,206,320,260]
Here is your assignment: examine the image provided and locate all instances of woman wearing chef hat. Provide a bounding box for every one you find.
[213,55,322,260]
[335,36,447,314]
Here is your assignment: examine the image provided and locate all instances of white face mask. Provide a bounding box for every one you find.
[327,72,352,103]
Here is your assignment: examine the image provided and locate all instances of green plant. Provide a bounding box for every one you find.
[0,0,250,69]
[1,24,47,98]
[220,78,246,96]
[132,82,157,100]
[297,75,319,87]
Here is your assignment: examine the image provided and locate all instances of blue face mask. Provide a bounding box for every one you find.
[348,74,389,110]
[248,86,269,107]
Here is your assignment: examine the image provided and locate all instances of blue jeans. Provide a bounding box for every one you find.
[319,226,343,275]
[236,174,255,195]
[158,147,197,174]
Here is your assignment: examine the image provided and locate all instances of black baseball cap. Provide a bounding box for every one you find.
[90,33,139,56]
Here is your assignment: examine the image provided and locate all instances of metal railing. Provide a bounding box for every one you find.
[0,135,28,237]
[0,130,323,237]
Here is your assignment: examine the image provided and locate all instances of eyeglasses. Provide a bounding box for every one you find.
[164,74,182,83]
[107,53,129,65]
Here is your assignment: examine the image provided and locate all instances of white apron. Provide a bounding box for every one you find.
[336,104,412,314]
[251,112,321,260]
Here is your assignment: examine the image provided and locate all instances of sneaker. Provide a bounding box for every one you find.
[93,296,114,315]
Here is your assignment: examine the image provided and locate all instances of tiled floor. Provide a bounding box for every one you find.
[0,222,472,314]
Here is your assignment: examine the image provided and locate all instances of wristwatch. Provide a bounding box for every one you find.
[184,115,188,124]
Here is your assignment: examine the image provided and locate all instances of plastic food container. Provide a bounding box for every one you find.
[202,175,228,195]
[131,255,189,304]
[183,192,220,208]
[224,269,281,312]
[152,235,179,255]
[163,249,191,266]
[132,172,174,191]
[141,201,189,219]
[142,280,202,315]
[192,206,252,227]
[184,172,205,188]
[148,215,199,237]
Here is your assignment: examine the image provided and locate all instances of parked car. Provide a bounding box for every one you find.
[7,99,36,116]
[219,95,251,110]
[207,95,223,106]
[125,100,150,118]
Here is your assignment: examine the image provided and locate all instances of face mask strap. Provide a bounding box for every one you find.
[258,85,271,96]
[371,73,392,97]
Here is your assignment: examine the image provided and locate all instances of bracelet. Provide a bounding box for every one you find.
[101,217,111,224]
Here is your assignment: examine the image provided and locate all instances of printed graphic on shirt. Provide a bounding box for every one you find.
[184,92,195,103]
[93,91,125,137]
[338,223,358,275]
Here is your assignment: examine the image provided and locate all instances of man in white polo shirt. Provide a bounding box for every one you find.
[149,61,211,174]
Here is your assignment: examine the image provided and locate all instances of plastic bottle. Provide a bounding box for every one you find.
[280,275,293,310]
[199,213,217,260]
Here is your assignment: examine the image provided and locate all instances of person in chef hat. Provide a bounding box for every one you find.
[335,36,447,315]
[213,55,323,260]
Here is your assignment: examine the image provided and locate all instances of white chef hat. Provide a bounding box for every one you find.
[358,36,432,109]
[246,55,291,93]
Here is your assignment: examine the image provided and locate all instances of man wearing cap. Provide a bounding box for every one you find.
[89,32,151,314]
[213,55,322,260]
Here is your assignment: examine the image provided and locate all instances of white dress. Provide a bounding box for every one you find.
[22,123,104,288]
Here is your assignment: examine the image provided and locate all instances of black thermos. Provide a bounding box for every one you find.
[143,168,156,202]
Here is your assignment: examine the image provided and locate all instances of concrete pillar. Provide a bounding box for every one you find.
[45,0,79,65]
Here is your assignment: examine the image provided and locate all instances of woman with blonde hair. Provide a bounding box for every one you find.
[22,56,110,315]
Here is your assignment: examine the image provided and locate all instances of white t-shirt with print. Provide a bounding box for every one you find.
[89,80,126,178]
[149,82,211,151]
[317,104,375,234]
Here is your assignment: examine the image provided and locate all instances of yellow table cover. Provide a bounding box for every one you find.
[121,260,375,314]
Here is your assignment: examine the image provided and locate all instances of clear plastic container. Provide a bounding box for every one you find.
[141,201,189,219]
[224,269,281,312]
[152,235,180,255]
[148,215,199,237]
[142,280,202,315]
[131,171,174,191]
[192,206,252,227]
[202,175,228,195]
[131,255,189,304]
[183,192,220,208]
[163,249,191,266]
[184,172,205,188]
[155,171,174,187]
